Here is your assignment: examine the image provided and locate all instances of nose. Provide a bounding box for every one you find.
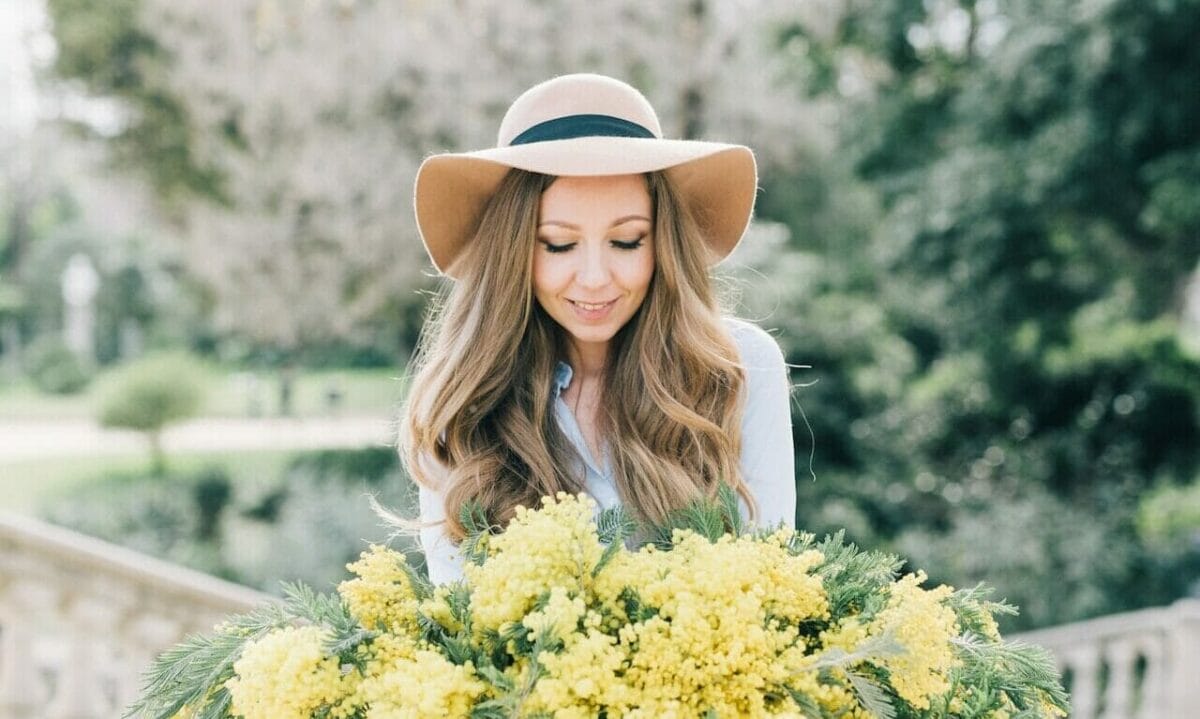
[575,243,611,290]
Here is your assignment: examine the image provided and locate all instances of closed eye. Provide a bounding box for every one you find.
[611,236,647,250]
[539,240,576,253]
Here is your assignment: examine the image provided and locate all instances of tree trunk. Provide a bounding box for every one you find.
[680,0,708,139]
[148,429,166,476]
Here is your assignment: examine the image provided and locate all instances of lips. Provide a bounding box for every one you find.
[566,298,619,321]
[568,299,618,311]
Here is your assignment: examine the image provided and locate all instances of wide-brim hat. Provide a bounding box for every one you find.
[413,73,758,278]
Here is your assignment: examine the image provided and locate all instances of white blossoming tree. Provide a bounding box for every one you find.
[44,0,830,356]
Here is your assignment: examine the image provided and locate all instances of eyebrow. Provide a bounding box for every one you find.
[538,215,651,230]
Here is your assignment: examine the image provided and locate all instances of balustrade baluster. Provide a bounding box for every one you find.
[1064,644,1102,719]
[0,581,57,719]
[1011,601,1200,719]
[1099,637,1137,719]
[46,596,120,719]
[1131,634,1165,719]
[0,621,41,719]
[121,614,182,714]
[0,511,267,718]
[1164,603,1200,717]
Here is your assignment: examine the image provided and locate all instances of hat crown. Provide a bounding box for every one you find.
[496,73,664,147]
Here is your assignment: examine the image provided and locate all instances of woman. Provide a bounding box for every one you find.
[403,73,795,584]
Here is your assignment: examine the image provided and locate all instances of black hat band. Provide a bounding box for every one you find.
[509,114,656,146]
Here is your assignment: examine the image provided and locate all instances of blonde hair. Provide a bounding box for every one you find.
[400,169,755,540]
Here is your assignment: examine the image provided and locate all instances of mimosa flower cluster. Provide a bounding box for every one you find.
[129,491,1069,719]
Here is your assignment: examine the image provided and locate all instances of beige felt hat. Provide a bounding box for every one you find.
[413,73,758,278]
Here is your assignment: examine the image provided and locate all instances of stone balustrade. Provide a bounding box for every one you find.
[1014,598,1200,719]
[0,511,270,719]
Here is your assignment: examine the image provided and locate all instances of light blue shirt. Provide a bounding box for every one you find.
[418,317,796,584]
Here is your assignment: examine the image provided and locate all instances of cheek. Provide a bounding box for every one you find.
[532,255,570,296]
[622,250,655,292]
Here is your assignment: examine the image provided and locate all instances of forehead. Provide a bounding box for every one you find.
[538,174,652,222]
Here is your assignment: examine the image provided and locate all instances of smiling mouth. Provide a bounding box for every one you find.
[568,299,618,311]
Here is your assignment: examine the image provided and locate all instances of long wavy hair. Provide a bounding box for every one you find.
[400,168,756,540]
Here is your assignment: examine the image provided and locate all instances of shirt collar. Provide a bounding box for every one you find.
[553,361,573,396]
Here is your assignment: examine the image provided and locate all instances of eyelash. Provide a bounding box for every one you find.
[541,236,646,254]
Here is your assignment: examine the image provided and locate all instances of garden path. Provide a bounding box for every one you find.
[0,416,395,463]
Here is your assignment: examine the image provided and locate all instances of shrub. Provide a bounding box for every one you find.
[193,467,233,541]
[25,335,91,394]
[98,352,207,474]
[42,447,419,592]
[1138,479,1200,549]
[284,447,398,486]
[893,486,1193,630]
[43,466,224,576]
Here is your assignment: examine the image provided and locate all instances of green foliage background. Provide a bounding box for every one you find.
[747,0,1200,628]
[44,448,419,591]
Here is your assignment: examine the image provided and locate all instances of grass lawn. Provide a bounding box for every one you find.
[0,366,407,420]
[0,449,298,514]
[204,368,408,418]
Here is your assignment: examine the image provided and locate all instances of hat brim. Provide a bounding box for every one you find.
[414,136,757,278]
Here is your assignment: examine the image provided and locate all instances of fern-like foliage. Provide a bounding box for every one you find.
[780,684,823,717]
[715,482,745,536]
[948,583,1019,639]
[399,553,435,602]
[446,580,473,628]
[813,531,904,620]
[123,602,289,719]
[459,500,493,566]
[469,701,514,719]
[951,635,1071,717]
[124,583,386,719]
[847,670,898,719]
[808,634,905,672]
[281,582,352,629]
[279,582,373,662]
[595,504,638,546]
[639,482,768,549]
[418,581,480,668]
[593,504,638,576]
[648,490,729,548]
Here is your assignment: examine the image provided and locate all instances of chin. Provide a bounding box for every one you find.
[563,324,621,345]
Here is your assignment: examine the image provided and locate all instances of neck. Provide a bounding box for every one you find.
[565,339,608,381]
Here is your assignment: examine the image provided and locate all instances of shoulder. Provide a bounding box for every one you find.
[722,316,786,372]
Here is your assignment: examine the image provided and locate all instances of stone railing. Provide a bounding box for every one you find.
[0,511,270,719]
[1014,598,1200,719]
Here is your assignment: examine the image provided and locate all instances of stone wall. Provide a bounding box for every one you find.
[1013,598,1200,719]
[0,512,269,719]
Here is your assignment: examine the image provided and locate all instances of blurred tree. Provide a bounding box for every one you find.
[42,0,225,205]
[94,262,154,363]
[24,335,91,394]
[42,0,826,364]
[760,0,1200,626]
[98,351,207,474]
[0,115,185,377]
[0,131,69,367]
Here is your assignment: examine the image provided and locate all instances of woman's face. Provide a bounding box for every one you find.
[533,174,655,355]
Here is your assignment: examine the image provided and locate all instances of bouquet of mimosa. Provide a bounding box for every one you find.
[126,490,1068,719]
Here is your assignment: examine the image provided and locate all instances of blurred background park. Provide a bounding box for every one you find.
[1,0,1198,637]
